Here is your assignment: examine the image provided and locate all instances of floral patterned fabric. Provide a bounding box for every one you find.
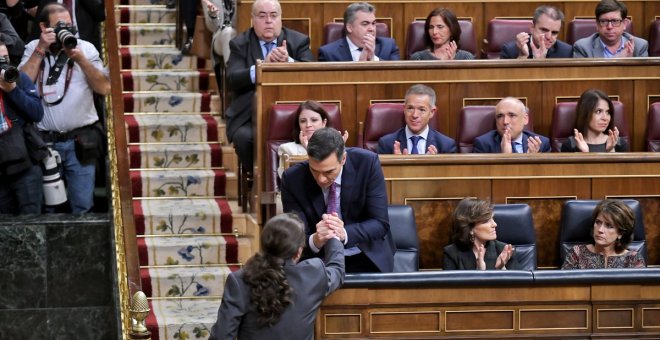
[561,244,646,269]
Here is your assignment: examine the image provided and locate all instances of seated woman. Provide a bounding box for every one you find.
[443,198,519,270]
[209,213,345,339]
[562,199,646,269]
[561,89,628,152]
[410,8,475,60]
[277,100,347,178]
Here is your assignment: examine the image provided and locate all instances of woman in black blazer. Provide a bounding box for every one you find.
[210,213,345,340]
[443,198,520,270]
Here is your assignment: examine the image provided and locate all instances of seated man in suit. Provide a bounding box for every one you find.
[226,0,313,176]
[501,6,572,59]
[281,127,395,273]
[318,2,400,61]
[573,0,648,57]
[376,84,456,154]
[473,97,551,153]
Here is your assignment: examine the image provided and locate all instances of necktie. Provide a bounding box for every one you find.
[512,142,523,153]
[410,136,421,154]
[264,41,275,57]
[326,182,338,214]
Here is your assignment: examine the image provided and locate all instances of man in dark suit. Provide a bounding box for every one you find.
[501,6,572,59]
[473,97,551,153]
[281,128,395,273]
[573,0,648,58]
[226,0,313,173]
[318,2,399,61]
[377,84,456,154]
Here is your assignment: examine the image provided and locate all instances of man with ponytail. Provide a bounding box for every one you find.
[209,213,345,339]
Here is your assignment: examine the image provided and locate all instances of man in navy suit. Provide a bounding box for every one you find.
[281,128,395,273]
[318,2,400,61]
[473,97,551,153]
[226,0,313,173]
[377,84,456,154]
[501,6,572,59]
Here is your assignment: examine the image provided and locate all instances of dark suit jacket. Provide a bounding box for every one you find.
[443,240,521,270]
[376,127,456,154]
[473,130,551,153]
[281,147,395,272]
[209,238,345,340]
[501,39,573,59]
[318,36,400,61]
[573,32,648,57]
[225,27,313,142]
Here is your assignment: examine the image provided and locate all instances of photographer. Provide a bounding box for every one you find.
[19,3,109,214]
[0,37,45,214]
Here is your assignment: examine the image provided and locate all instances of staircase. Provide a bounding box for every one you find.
[116,1,255,338]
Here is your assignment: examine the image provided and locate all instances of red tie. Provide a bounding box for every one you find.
[326,182,337,214]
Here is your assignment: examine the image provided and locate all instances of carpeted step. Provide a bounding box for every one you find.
[116,6,176,24]
[137,234,251,266]
[131,169,226,197]
[129,143,223,169]
[119,24,176,46]
[122,70,210,92]
[123,92,213,113]
[132,198,237,235]
[140,265,238,298]
[147,298,219,340]
[125,113,219,143]
[120,47,207,70]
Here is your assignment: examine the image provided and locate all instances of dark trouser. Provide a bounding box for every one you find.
[0,164,43,214]
[182,0,200,39]
[231,124,253,172]
[345,252,380,273]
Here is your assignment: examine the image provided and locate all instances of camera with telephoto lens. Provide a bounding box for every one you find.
[0,56,18,83]
[42,147,67,206]
[53,21,78,49]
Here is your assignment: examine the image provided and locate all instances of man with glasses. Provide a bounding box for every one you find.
[573,0,648,57]
[501,6,572,59]
[226,0,313,179]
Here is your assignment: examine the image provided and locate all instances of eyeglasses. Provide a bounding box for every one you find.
[597,19,623,27]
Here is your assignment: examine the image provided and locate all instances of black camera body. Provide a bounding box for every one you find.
[0,56,18,83]
[53,21,77,49]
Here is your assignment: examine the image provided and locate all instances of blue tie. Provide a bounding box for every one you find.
[264,41,275,57]
[410,136,421,154]
[513,142,523,153]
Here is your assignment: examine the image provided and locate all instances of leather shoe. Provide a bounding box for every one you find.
[181,37,193,55]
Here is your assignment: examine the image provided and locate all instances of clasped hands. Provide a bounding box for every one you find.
[265,40,290,63]
[312,212,345,248]
[358,33,376,61]
[474,241,514,270]
[500,126,543,153]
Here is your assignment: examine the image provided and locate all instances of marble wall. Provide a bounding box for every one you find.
[0,213,118,339]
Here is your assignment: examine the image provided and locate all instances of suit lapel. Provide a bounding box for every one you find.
[249,29,265,60]
[305,168,326,220]
[339,39,353,61]
[593,37,605,57]
[374,38,382,59]
[492,132,503,153]
[396,128,407,151]
[339,150,355,219]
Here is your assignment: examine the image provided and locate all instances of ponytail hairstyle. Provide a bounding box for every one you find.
[242,213,305,327]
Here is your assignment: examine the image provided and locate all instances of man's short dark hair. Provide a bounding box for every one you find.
[307,127,345,162]
[39,3,69,25]
[595,0,627,20]
[344,2,375,29]
[533,5,565,24]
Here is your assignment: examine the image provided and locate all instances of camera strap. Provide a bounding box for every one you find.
[38,53,74,106]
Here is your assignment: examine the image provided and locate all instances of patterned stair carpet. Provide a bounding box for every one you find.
[117,1,249,338]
